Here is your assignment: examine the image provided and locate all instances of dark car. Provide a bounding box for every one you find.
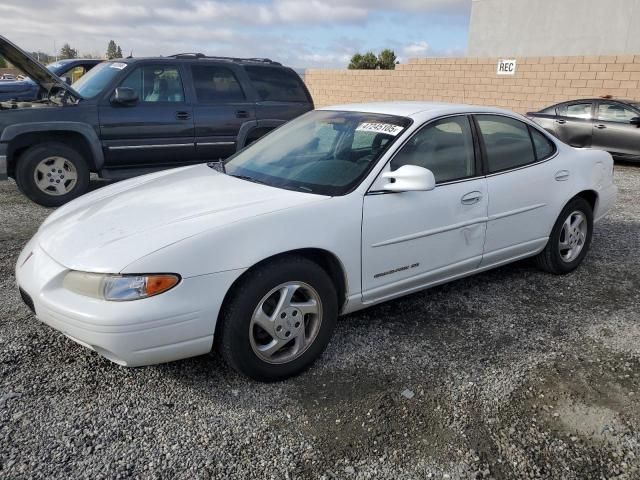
[0,36,313,207]
[0,58,102,102]
[527,98,640,161]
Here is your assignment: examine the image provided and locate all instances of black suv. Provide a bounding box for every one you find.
[0,36,313,206]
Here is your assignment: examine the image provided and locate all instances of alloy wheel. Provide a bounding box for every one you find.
[33,156,78,196]
[558,210,588,262]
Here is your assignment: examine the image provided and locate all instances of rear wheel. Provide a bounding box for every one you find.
[15,142,90,207]
[217,256,338,381]
[535,197,593,274]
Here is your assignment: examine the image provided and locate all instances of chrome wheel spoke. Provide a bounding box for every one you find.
[249,281,323,365]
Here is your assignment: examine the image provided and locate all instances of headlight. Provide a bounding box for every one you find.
[63,271,180,301]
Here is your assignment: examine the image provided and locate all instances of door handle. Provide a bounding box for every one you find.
[461,191,483,205]
[176,111,191,120]
[595,124,607,129]
[555,119,566,125]
[554,170,570,182]
[236,110,250,118]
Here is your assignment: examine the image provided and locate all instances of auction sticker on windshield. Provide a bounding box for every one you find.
[110,63,127,70]
[356,122,403,136]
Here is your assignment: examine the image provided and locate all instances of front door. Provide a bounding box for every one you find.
[592,101,640,156]
[99,63,195,168]
[362,115,487,303]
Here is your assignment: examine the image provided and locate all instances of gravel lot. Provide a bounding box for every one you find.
[1,165,639,479]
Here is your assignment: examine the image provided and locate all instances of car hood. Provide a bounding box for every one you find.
[0,36,79,99]
[36,164,327,273]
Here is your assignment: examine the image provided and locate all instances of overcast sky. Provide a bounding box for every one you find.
[0,0,471,68]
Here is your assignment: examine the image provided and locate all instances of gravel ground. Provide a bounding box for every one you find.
[1,165,639,479]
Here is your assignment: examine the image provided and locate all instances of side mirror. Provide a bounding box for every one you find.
[111,87,138,106]
[630,117,640,127]
[382,165,436,192]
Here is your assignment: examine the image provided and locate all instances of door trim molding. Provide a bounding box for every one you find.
[108,143,195,150]
[371,216,488,248]
[488,203,546,221]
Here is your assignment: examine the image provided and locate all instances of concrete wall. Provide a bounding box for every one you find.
[468,0,640,57]
[305,55,640,114]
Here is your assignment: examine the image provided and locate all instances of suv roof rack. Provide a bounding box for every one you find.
[167,53,281,65]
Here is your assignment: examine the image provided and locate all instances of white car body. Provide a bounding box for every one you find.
[16,102,617,367]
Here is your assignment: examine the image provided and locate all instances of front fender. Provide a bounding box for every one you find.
[1,121,104,170]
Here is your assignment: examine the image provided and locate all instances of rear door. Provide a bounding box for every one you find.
[244,65,313,132]
[188,62,257,161]
[592,101,640,156]
[554,101,595,147]
[476,114,560,266]
[99,62,195,168]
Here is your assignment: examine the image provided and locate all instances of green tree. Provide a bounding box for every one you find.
[0,56,6,68]
[59,43,78,60]
[106,40,119,59]
[348,51,378,69]
[348,49,398,70]
[116,46,123,58]
[377,49,397,70]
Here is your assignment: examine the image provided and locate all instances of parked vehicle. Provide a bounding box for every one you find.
[0,74,17,81]
[0,36,313,206]
[16,102,617,381]
[527,98,640,161]
[0,58,102,102]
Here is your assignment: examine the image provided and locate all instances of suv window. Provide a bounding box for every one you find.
[564,103,592,119]
[390,116,475,183]
[245,66,308,102]
[192,65,245,103]
[476,115,536,173]
[597,102,638,122]
[120,65,185,103]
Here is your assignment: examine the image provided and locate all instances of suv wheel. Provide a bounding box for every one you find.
[217,256,338,381]
[15,142,90,207]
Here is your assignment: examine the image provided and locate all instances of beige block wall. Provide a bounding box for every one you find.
[305,55,640,114]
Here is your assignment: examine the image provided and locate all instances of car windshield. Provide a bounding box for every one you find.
[224,110,411,196]
[71,62,124,98]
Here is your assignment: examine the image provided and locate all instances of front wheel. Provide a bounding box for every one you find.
[535,197,593,274]
[15,142,90,207]
[217,256,338,381]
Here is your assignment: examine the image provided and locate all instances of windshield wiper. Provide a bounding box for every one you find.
[229,174,269,186]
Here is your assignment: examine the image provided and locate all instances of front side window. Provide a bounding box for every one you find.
[564,103,593,119]
[192,65,245,103]
[390,116,475,183]
[597,103,638,123]
[476,115,536,173]
[245,66,308,102]
[225,110,411,196]
[120,65,185,103]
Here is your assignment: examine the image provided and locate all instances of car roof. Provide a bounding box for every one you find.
[109,56,284,67]
[318,101,520,119]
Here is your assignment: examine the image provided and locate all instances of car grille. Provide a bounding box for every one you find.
[19,287,35,314]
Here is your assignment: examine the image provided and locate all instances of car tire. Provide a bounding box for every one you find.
[535,197,593,275]
[217,256,338,382]
[15,142,90,207]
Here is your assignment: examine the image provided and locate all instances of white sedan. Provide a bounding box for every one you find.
[16,102,617,381]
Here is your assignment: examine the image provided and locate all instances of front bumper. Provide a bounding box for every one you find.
[0,142,7,181]
[15,238,242,367]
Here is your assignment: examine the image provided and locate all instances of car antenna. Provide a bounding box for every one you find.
[127,50,133,59]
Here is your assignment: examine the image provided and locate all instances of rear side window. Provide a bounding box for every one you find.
[191,65,245,103]
[529,127,556,160]
[245,66,308,102]
[564,103,593,119]
[476,115,535,173]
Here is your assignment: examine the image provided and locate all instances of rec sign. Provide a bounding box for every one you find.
[497,59,517,75]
